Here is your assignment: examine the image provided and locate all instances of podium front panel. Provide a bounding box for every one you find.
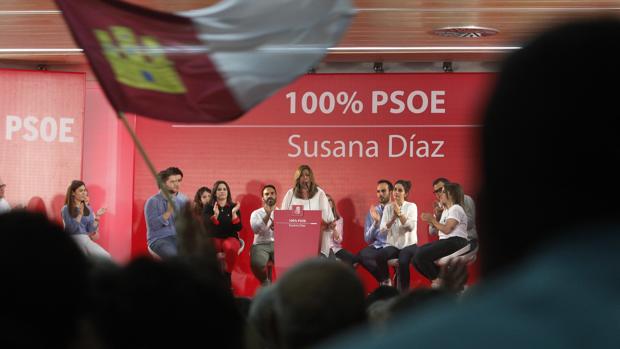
[273,209,322,279]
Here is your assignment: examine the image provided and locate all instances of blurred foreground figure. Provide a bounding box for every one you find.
[321,18,620,349]
[273,259,366,349]
[0,211,89,349]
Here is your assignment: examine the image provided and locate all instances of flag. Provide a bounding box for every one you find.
[55,0,354,123]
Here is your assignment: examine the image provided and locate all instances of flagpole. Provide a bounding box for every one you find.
[117,111,174,204]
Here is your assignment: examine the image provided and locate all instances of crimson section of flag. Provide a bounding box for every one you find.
[55,0,243,123]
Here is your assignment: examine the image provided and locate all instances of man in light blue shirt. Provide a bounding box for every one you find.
[357,179,393,284]
[145,167,188,259]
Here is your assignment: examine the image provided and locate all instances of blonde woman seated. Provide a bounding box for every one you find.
[61,180,111,261]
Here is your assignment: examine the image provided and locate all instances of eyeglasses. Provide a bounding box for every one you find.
[433,187,444,195]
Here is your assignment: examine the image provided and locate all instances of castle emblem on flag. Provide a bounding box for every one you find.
[94,26,186,94]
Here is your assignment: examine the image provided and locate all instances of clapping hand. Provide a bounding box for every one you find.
[433,201,443,218]
[265,204,273,216]
[96,207,107,217]
[213,202,220,217]
[369,205,380,223]
[332,231,342,242]
[392,202,401,217]
[231,202,241,214]
[420,212,434,223]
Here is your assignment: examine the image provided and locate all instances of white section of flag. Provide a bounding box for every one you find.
[179,0,355,110]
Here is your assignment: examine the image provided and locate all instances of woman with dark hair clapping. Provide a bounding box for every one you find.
[379,179,418,288]
[203,180,242,286]
[61,180,111,261]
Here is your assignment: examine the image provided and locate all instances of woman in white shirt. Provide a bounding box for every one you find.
[417,182,469,283]
[281,164,334,231]
[378,179,418,288]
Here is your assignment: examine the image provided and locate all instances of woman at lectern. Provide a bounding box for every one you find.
[281,164,334,231]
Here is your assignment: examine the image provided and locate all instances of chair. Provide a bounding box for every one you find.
[387,258,399,286]
[237,238,246,255]
[435,239,478,266]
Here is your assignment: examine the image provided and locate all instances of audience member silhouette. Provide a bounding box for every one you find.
[320,18,620,349]
[365,285,400,310]
[246,285,279,349]
[272,258,366,349]
[88,257,243,349]
[364,285,400,330]
[1,210,90,349]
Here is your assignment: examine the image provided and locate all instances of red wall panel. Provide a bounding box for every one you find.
[0,69,85,224]
[132,73,494,296]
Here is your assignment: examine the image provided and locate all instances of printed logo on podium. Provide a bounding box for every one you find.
[291,205,303,216]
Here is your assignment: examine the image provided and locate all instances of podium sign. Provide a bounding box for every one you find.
[273,207,322,279]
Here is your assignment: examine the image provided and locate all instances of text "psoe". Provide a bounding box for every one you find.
[5,115,75,143]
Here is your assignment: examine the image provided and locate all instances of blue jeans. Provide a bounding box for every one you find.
[149,235,178,259]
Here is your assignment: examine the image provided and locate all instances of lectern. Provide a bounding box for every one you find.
[273,205,322,279]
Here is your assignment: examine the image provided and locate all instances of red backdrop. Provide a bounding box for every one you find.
[131,73,494,296]
[0,69,85,224]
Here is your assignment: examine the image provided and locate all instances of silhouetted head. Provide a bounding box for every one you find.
[89,257,242,349]
[247,285,278,349]
[273,259,366,349]
[365,285,399,309]
[0,210,89,348]
[479,18,620,276]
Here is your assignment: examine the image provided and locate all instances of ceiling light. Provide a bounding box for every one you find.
[432,26,499,38]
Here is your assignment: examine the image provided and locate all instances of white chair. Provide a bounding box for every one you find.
[237,238,245,255]
[386,258,399,286]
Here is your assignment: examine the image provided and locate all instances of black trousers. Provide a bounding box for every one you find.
[334,248,359,267]
[397,244,418,290]
[413,237,468,280]
[358,245,399,282]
